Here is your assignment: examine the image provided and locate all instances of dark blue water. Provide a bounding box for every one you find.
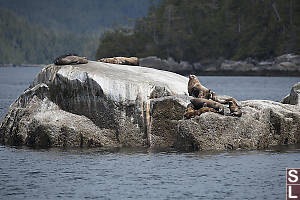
[0,67,42,119]
[0,67,299,200]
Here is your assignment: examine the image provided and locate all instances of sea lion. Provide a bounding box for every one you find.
[184,107,217,119]
[190,98,224,114]
[188,75,211,99]
[54,53,88,65]
[211,92,228,104]
[99,57,139,66]
[228,98,242,117]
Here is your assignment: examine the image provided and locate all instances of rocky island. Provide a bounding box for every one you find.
[0,61,299,151]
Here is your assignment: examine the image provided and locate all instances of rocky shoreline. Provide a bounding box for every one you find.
[140,54,300,76]
[2,54,300,77]
[0,61,299,151]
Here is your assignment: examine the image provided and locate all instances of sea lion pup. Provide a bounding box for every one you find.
[190,98,224,115]
[188,75,211,99]
[184,107,217,119]
[99,57,139,66]
[54,53,88,65]
[228,98,242,117]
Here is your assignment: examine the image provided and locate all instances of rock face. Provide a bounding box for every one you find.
[0,61,189,148]
[176,100,300,151]
[0,61,299,151]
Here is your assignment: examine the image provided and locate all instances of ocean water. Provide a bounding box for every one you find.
[0,66,299,200]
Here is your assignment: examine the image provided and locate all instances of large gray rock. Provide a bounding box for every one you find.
[0,61,189,148]
[0,61,299,151]
[281,82,300,105]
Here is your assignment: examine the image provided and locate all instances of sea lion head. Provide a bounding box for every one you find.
[189,74,198,80]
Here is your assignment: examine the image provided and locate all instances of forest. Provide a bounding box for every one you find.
[96,0,300,63]
[0,8,97,64]
[0,0,153,64]
[0,0,152,34]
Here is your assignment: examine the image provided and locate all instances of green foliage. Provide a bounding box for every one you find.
[0,8,98,64]
[96,0,300,62]
[0,0,153,34]
[0,0,155,64]
[96,28,136,59]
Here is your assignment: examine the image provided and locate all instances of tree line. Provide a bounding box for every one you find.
[0,0,154,64]
[96,0,300,63]
[0,8,98,64]
[0,0,153,34]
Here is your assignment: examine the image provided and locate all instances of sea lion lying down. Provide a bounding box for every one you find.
[98,57,139,66]
[54,54,88,65]
[184,107,217,119]
[190,98,224,115]
[211,93,242,117]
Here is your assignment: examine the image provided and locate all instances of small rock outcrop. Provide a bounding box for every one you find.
[0,60,299,151]
[281,82,300,105]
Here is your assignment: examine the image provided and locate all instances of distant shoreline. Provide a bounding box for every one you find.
[0,64,45,68]
[139,54,300,77]
[182,70,300,77]
[2,54,300,77]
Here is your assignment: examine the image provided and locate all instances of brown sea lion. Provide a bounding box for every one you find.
[190,98,224,114]
[184,107,217,119]
[211,92,229,104]
[54,53,88,65]
[99,57,139,66]
[228,98,242,117]
[188,75,211,99]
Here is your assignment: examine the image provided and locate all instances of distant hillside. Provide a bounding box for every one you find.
[0,0,156,64]
[0,0,154,34]
[0,8,97,64]
[96,0,300,63]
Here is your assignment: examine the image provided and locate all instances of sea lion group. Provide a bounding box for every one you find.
[53,54,241,119]
[54,54,139,66]
[184,75,242,119]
